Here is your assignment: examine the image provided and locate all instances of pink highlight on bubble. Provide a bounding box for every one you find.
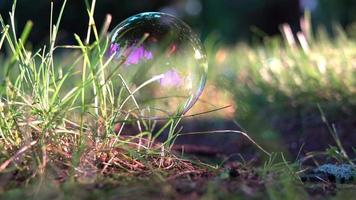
[167,44,177,57]
[159,69,182,87]
[109,43,153,65]
[125,45,153,65]
[109,43,120,56]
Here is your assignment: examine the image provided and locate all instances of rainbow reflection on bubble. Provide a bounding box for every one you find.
[108,12,208,119]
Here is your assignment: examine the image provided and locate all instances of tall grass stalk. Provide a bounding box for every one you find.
[0,0,197,179]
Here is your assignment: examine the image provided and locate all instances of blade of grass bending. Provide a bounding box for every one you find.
[49,69,72,106]
[317,104,353,165]
[102,33,150,86]
[74,33,96,113]
[178,130,271,156]
[0,16,16,56]
[151,118,174,145]
[118,74,141,110]
[111,105,233,125]
[6,3,27,63]
[50,2,53,45]
[84,0,106,118]
[84,0,97,45]
[161,118,182,149]
[50,0,67,51]
[9,0,18,46]
[118,74,164,111]
[0,25,9,50]
[19,20,33,47]
[117,74,149,136]
[117,105,233,122]
[99,14,112,39]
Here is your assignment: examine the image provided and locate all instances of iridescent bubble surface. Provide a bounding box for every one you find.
[108,12,207,119]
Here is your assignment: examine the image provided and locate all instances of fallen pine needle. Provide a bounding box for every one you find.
[0,140,38,172]
[167,170,202,180]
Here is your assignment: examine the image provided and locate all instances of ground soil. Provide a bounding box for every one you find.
[1,108,356,199]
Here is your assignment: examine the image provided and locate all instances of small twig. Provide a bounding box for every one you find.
[167,170,202,180]
[0,140,37,172]
[172,144,221,155]
[99,14,112,38]
[100,155,115,174]
[178,130,271,156]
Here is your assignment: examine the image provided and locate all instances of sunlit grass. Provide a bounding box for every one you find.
[211,13,356,121]
[0,0,199,183]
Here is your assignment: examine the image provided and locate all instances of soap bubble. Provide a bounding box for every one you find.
[108,12,207,119]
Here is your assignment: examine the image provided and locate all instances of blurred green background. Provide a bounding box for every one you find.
[1,0,356,45]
